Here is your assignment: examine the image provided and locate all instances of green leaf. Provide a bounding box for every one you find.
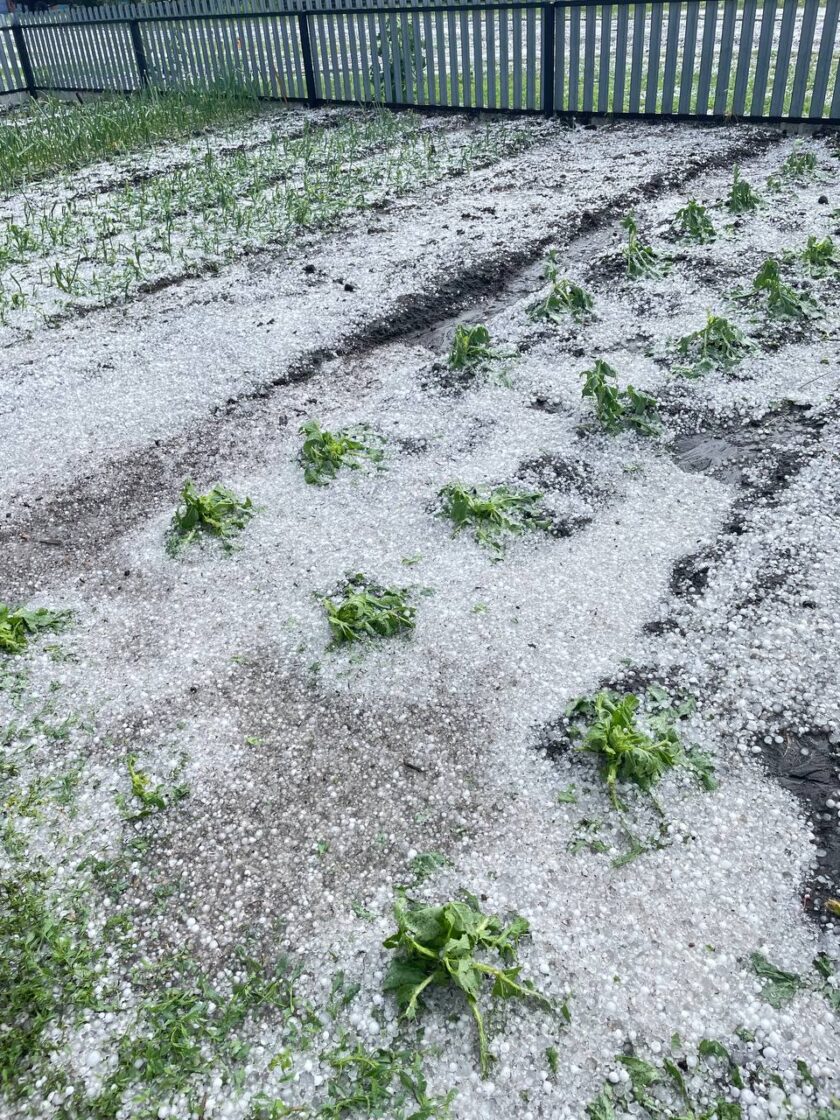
[619,1054,661,1092]
[716,1101,743,1120]
[586,1088,616,1120]
[699,1040,733,1063]
[749,952,803,1008]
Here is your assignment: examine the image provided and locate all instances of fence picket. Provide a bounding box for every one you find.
[512,5,522,108]
[568,4,580,109]
[787,0,817,116]
[628,3,645,112]
[486,7,496,107]
[613,0,629,109]
[553,3,563,110]
[750,0,778,115]
[769,0,797,115]
[433,8,446,104]
[595,4,610,111]
[459,6,470,106]
[525,4,536,107]
[731,0,757,113]
[695,0,718,115]
[661,1,681,112]
[645,1,663,111]
[678,0,699,112]
[713,0,736,113]
[582,3,596,111]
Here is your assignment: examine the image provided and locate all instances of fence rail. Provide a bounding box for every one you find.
[0,0,838,121]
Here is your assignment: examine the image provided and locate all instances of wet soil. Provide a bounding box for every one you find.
[761,728,840,925]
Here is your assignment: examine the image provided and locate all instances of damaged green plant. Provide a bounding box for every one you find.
[323,573,415,644]
[673,199,716,243]
[529,250,594,323]
[586,1035,775,1120]
[438,482,548,553]
[383,893,553,1077]
[566,691,682,811]
[750,258,821,320]
[768,148,818,189]
[448,323,494,369]
[580,360,659,436]
[0,605,73,655]
[622,214,668,279]
[673,313,754,377]
[116,754,189,821]
[299,420,384,486]
[166,481,254,555]
[566,688,715,813]
[799,235,840,278]
[726,166,760,214]
[750,950,840,1013]
[316,1041,456,1119]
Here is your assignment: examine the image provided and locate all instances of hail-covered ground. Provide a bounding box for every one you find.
[1,103,839,1120]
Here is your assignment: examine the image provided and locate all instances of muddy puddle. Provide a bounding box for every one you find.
[670,399,825,497]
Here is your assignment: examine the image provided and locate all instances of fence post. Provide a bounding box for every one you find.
[541,1,555,117]
[298,11,318,107]
[11,18,38,99]
[128,20,149,88]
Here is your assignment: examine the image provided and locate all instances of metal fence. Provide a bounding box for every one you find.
[1,0,838,121]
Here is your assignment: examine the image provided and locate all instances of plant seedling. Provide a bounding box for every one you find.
[800,235,840,277]
[769,148,818,187]
[438,482,548,553]
[0,605,72,655]
[529,250,594,323]
[622,214,668,279]
[117,754,189,821]
[580,360,659,436]
[529,278,594,324]
[674,199,716,243]
[383,893,552,1077]
[566,691,683,810]
[323,573,415,644]
[726,166,760,214]
[448,324,494,370]
[673,313,753,377]
[751,258,821,320]
[167,481,254,555]
[299,420,383,485]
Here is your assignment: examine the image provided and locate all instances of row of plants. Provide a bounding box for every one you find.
[0,85,265,193]
[0,110,541,325]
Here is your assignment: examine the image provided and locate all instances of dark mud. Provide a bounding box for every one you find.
[515,451,609,538]
[666,402,825,602]
[670,398,826,497]
[759,727,840,925]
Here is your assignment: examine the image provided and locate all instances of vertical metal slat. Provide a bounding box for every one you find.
[678,0,699,112]
[646,1,664,111]
[768,0,798,116]
[695,0,718,115]
[750,0,778,116]
[788,0,819,117]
